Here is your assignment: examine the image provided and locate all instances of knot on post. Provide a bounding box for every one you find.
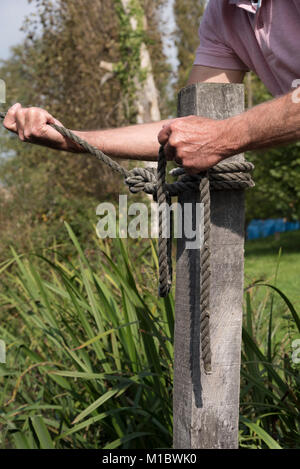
[152,149,254,373]
[125,167,157,196]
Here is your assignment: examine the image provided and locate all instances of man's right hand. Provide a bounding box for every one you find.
[3,103,72,150]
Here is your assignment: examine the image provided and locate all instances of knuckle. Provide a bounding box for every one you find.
[16,108,25,120]
[26,108,38,120]
[31,107,41,114]
[169,123,176,134]
[183,159,192,169]
[23,130,32,141]
[170,122,179,132]
[7,107,16,117]
[31,126,43,138]
[27,109,36,120]
[38,125,48,138]
[169,135,180,147]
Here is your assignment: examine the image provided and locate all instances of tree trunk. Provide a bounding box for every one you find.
[120,0,161,235]
[120,0,161,124]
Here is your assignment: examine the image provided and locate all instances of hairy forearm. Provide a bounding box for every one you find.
[5,86,300,171]
[68,119,171,161]
[223,90,300,156]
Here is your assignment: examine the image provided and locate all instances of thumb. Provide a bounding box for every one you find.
[158,119,178,146]
[158,124,172,146]
[46,113,64,128]
[3,103,22,132]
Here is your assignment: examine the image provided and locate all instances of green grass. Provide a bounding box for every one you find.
[0,225,299,449]
[241,230,300,449]
[245,230,300,308]
[0,226,174,449]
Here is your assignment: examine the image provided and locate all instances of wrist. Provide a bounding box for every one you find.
[219,114,251,158]
[63,130,86,153]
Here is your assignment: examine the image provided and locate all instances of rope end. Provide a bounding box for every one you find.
[158,281,171,298]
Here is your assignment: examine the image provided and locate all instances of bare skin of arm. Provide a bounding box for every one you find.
[3,66,243,162]
[158,83,300,172]
[3,65,300,172]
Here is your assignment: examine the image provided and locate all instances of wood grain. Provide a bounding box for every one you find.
[173,83,245,449]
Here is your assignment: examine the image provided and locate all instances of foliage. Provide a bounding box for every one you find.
[0,0,127,261]
[245,230,300,308]
[173,0,205,92]
[114,0,148,120]
[114,0,146,120]
[0,226,174,449]
[240,238,300,449]
[0,0,299,449]
[0,0,129,202]
[246,143,300,222]
[0,0,169,258]
[113,0,170,121]
[245,74,300,221]
[0,228,299,449]
[239,283,300,449]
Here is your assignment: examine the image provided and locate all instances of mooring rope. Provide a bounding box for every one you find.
[0,110,254,373]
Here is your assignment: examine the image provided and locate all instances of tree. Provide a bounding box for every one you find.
[0,0,170,252]
[173,0,205,91]
[110,0,162,124]
[101,0,170,232]
[1,0,169,196]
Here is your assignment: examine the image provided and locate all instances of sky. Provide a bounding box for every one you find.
[0,0,37,61]
[160,0,179,76]
[0,0,180,66]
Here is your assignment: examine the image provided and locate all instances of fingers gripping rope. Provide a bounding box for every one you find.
[0,111,254,373]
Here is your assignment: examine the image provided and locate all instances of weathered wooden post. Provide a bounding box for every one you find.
[173,83,246,449]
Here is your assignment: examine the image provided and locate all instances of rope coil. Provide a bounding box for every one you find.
[0,110,254,373]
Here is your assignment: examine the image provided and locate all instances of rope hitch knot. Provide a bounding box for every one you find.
[125,167,157,196]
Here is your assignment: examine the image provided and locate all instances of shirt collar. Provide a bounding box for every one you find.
[229,0,262,14]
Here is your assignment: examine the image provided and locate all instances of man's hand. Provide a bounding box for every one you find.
[3,103,73,151]
[158,115,229,173]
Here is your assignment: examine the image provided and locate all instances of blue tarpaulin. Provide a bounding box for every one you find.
[247,218,300,240]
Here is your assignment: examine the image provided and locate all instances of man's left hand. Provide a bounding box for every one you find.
[157,115,229,173]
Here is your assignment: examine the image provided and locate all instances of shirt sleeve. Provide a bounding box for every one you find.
[194,0,249,71]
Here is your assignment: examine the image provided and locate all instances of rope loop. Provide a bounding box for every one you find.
[125,167,157,195]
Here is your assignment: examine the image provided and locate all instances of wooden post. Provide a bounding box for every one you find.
[173,83,245,449]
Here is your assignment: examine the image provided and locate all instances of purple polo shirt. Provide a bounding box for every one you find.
[194,0,300,96]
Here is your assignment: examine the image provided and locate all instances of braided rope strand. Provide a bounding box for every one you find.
[199,173,212,374]
[0,112,130,179]
[157,146,172,297]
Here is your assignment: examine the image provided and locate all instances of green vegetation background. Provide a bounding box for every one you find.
[0,0,299,449]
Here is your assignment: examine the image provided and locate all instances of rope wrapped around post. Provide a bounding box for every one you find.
[0,110,254,373]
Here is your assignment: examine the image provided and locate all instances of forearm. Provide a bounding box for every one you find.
[68,119,171,161]
[223,90,300,156]
[3,104,171,161]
